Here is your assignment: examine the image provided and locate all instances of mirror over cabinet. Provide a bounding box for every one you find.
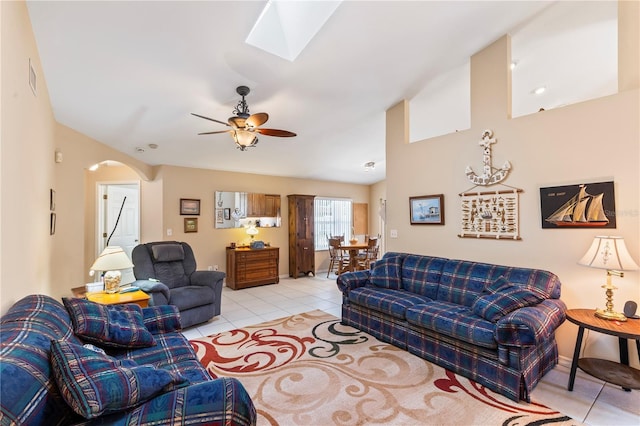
[215,191,281,229]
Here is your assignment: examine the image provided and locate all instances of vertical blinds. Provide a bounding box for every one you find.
[314,197,352,250]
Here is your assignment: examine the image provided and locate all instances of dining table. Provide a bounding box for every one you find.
[338,242,369,273]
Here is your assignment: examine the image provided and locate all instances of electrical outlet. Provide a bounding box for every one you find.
[390,229,398,238]
[167,228,173,236]
[207,266,213,271]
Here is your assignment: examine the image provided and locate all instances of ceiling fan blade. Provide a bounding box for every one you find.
[246,112,269,128]
[191,113,230,127]
[197,130,232,135]
[257,128,297,137]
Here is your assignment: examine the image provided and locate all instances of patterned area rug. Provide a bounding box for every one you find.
[190,310,579,425]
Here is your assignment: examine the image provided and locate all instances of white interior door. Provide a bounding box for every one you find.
[98,183,140,284]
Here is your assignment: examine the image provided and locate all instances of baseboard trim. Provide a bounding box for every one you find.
[557,354,571,368]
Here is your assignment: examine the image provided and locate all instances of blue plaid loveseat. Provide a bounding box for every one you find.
[337,252,566,402]
[0,294,256,425]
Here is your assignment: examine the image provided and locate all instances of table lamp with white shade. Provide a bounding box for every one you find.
[90,246,134,294]
[246,224,259,241]
[578,236,639,322]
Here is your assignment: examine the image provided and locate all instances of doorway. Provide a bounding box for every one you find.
[97,182,140,282]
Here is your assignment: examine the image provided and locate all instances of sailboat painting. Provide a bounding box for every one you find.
[540,181,616,229]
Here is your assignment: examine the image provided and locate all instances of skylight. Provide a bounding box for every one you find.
[246,0,342,62]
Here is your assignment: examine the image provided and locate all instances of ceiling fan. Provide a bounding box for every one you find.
[191,86,296,151]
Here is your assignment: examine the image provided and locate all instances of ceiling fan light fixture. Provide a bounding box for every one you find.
[232,130,258,151]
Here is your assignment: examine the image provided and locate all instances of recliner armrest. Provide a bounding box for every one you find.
[134,279,170,299]
[190,270,225,289]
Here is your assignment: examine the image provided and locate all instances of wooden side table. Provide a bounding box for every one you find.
[86,290,151,308]
[566,308,640,392]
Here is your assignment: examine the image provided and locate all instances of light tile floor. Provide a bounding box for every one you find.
[182,274,639,426]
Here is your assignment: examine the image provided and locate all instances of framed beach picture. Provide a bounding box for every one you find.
[410,194,444,225]
[540,181,616,229]
[180,198,200,215]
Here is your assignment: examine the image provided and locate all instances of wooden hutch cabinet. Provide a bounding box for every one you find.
[225,247,279,290]
[288,194,315,278]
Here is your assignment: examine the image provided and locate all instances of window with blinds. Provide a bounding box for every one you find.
[314,197,352,250]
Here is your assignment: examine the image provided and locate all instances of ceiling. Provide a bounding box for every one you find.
[26,1,615,185]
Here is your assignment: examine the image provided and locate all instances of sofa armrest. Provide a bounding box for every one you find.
[337,270,370,295]
[190,270,225,289]
[142,305,182,334]
[495,299,567,347]
[78,377,256,426]
[134,279,170,305]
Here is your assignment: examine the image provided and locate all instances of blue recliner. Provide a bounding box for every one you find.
[132,241,224,328]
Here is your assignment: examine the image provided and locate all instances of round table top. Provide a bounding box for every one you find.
[566,308,640,339]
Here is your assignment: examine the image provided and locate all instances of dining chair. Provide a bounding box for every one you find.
[327,237,348,277]
[356,237,379,270]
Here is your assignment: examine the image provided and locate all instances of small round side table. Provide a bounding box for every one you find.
[566,308,640,392]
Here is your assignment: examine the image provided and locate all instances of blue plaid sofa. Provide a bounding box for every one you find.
[337,252,567,402]
[0,294,256,425]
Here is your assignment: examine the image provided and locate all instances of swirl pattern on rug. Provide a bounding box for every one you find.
[190,310,577,425]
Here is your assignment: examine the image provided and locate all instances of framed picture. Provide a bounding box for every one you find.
[184,217,198,233]
[540,181,616,229]
[410,194,444,225]
[224,208,231,221]
[215,209,224,224]
[50,189,55,211]
[459,189,521,240]
[180,198,200,215]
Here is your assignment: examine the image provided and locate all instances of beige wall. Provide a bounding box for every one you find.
[1,0,56,311]
[384,7,639,366]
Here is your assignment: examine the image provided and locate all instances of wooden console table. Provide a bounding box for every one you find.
[566,308,640,392]
[226,247,279,290]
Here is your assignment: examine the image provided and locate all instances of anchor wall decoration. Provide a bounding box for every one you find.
[465,129,511,186]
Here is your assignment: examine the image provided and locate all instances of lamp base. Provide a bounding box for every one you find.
[594,308,627,322]
[103,271,122,294]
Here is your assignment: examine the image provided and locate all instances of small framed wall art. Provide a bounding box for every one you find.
[180,198,200,215]
[410,194,444,225]
[224,208,231,221]
[184,217,198,233]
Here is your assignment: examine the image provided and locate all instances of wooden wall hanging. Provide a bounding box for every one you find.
[460,129,521,240]
[459,189,521,240]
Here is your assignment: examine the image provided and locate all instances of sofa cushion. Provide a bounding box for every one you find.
[406,301,497,349]
[63,297,155,348]
[349,287,433,320]
[485,276,513,293]
[472,285,546,322]
[370,254,403,289]
[142,305,182,334]
[401,255,447,299]
[50,340,188,419]
[151,243,185,262]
